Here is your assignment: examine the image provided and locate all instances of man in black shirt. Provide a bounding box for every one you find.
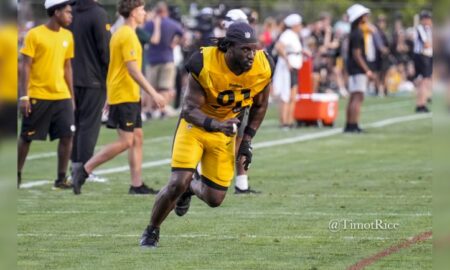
[344,4,374,133]
[69,0,111,171]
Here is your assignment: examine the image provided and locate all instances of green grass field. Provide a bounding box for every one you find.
[17,95,432,270]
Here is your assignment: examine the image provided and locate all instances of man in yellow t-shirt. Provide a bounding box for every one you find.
[18,0,76,189]
[71,0,164,195]
[140,22,274,248]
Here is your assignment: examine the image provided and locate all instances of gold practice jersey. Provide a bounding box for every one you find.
[185,47,274,121]
[107,25,142,105]
[20,25,74,100]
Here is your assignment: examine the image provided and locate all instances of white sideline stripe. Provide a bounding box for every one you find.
[20,180,51,189]
[253,113,430,149]
[94,158,172,175]
[17,210,431,217]
[16,233,402,241]
[21,113,431,188]
[24,100,412,161]
[26,136,172,161]
[369,113,430,128]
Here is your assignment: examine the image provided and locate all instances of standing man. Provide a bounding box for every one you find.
[18,0,75,188]
[140,22,274,248]
[144,1,183,118]
[344,4,374,133]
[413,10,433,113]
[69,0,111,180]
[71,0,165,195]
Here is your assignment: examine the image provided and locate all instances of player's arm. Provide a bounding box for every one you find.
[126,60,164,109]
[237,83,271,170]
[244,83,270,141]
[64,59,74,101]
[19,55,32,117]
[182,74,239,136]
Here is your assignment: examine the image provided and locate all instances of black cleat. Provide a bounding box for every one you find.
[415,106,430,113]
[344,125,365,134]
[234,186,262,194]
[140,226,160,248]
[129,183,159,195]
[174,190,193,217]
[52,178,73,190]
[72,162,88,195]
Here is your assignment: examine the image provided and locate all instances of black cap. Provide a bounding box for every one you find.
[419,10,432,19]
[225,22,257,44]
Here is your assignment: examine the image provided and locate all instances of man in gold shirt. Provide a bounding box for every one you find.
[71,0,164,195]
[18,0,75,189]
[140,22,274,248]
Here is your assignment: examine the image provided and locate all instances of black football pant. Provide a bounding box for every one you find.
[71,87,106,164]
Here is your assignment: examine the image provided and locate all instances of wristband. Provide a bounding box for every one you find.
[244,126,256,138]
[203,117,214,132]
[19,96,29,101]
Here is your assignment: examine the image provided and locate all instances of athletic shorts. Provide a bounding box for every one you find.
[0,101,17,138]
[21,98,75,141]
[348,74,368,93]
[107,102,142,132]
[147,62,176,91]
[413,54,432,79]
[171,118,236,190]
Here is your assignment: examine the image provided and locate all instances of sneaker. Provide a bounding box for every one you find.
[72,162,88,195]
[52,178,73,190]
[234,186,261,194]
[140,226,160,248]
[415,106,430,113]
[129,183,159,195]
[174,190,193,217]
[87,173,108,183]
[344,124,365,134]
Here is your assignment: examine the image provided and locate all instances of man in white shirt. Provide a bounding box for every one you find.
[273,14,303,129]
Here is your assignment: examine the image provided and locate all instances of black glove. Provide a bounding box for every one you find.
[237,140,252,170]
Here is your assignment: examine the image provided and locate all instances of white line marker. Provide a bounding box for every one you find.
[17,210,431,217]
[24,101,412,161]
[20,180,51,189]
[26,136,172,161]
[21,113,431,188]
[16,233,414,241]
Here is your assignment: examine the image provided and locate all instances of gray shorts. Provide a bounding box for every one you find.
[348,74,368,93]
[146,62,176,91]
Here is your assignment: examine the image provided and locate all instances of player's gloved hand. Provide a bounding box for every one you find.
[238,140,252,170]
[217,118,240,137]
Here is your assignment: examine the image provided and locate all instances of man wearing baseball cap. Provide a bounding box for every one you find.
[413,10,433,113]
[140,22,275,248]
[344,4,374,133]
[18,0,76,188]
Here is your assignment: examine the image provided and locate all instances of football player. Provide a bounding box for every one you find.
[140,22,274,248]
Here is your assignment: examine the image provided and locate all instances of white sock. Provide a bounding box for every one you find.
[235,175,248,190]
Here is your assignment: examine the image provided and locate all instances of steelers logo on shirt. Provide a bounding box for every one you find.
[62,41,68,47]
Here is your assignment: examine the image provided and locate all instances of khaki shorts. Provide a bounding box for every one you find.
[146,63,176,91]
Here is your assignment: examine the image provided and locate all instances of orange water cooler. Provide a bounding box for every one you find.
[294,57,339,126]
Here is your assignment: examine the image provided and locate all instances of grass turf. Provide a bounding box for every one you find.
[17,95,431,270]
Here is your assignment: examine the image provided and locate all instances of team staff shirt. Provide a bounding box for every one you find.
[20,25,74,100]
[106,25,142,105]
[185,47,273,121]
[0,24,18,102]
